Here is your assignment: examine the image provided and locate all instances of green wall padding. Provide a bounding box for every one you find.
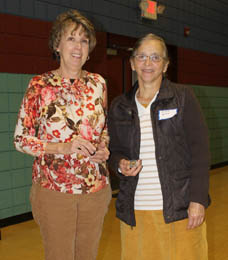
[0,73,34,219]
[192,85,228,165]
[0,72,227,219]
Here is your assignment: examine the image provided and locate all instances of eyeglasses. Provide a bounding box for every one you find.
[133,54,164,63]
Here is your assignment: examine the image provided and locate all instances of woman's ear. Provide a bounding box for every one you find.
[130,58,135,71]
[163,61,169,73]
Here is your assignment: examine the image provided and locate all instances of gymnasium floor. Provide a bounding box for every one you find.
[0,166,228,260]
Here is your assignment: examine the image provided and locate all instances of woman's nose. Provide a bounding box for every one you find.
[74,40,82,49]
[145,56,152,65]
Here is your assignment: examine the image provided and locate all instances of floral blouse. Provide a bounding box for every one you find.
[14,71,109,194]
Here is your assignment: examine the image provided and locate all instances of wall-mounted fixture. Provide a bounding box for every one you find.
[139,1,166,20]
[184,27,190,37]
[157,4,166,14]
[140,0,157,20]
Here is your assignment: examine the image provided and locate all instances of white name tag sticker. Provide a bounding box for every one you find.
[158,109,178,120]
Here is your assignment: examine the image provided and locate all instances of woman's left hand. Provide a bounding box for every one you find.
[89,141,110,164]
[187,202,205,229]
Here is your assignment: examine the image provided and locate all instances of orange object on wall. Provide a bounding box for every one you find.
[140,0,157,20]
[147,0,156,14]
[184,27,190,37]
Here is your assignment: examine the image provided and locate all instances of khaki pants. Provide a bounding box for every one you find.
[121,210,208,260]
[30,183,112,260]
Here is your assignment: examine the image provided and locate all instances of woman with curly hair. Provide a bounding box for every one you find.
[14,9,111,260]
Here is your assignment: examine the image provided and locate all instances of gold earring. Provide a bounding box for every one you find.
[87,56,90,61]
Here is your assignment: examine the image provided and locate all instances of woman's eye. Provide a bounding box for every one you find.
[153,55,160,61]
[68,36,75,41]
[139,55,146,59]
[81,39,89,44]
[152,54,162,62]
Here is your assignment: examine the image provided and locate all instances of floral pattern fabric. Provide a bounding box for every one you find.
[14,71,109,194]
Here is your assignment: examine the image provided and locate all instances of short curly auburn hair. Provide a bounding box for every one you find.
[49,9,96,59]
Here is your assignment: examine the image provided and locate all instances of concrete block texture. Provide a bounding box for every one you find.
[0,0,228,56]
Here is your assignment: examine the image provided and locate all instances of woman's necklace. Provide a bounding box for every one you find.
[136,93,152,107]
[56,68,83,83]
[136,89,158,108]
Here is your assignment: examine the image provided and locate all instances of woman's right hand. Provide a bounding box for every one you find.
[45,137,96,156]
[65,137,96,156]
[119,159,142,176]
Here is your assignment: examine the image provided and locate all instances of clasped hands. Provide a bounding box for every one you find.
[63,137,109,164]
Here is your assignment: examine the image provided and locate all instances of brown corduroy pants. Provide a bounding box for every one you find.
[120,210,208,260]
[30,183,112,260]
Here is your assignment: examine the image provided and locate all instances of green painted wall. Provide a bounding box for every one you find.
[0,73,34,220]
[192,85,228,165]
[0,73,227,219]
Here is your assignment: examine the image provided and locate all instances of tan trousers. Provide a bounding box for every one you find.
[30,183,112,260]
[120,210,208,260]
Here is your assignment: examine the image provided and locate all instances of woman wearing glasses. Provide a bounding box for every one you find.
[108,33,210,260]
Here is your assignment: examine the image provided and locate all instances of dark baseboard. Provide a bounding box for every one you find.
[1,191,119,228]
[1,161,227,229]
[210,161,228,170]
[0,212,33,228]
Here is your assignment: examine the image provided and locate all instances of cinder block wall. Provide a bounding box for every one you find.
[0,72,227,220]
[192,85,228,165]
[0,0,227,56]
[0,73,33,220]
[0,0,228,220]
